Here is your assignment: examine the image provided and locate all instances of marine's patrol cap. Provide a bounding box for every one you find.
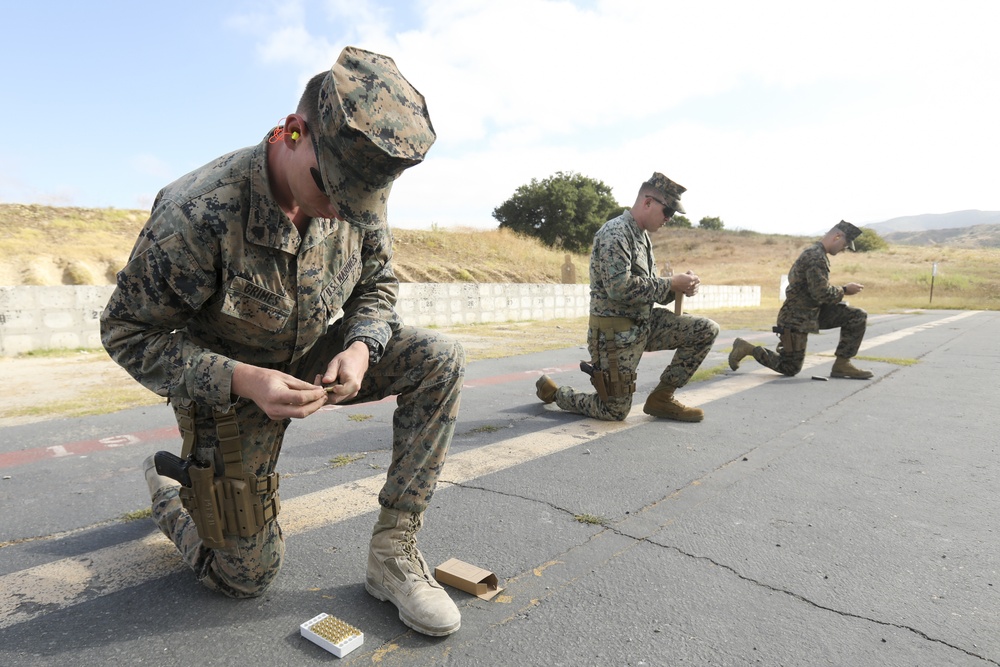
[644,172,686,214]
[834,220,862,251]
[313,46,436,230]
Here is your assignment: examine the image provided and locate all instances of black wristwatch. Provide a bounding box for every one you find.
[351,336,383,366]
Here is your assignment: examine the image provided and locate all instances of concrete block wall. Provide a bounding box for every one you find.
[0,282,761,356]
[396,283,590,327]
[0,285,116,356]
[679,284,760,311]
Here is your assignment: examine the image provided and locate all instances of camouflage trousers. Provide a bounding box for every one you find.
[555,308,720,421]
[151,324,465,598]
[754,302,867,376]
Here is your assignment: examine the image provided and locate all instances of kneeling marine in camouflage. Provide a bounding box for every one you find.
[536,173,720,422]
[105,47,464,637]
[728,220,873,380]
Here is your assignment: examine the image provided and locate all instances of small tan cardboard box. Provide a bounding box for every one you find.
[434,558,502,601]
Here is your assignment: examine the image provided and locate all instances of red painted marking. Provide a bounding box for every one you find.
[0,346,673,471]
[0,426,179,470]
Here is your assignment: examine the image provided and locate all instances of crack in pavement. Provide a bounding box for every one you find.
[443,479,998,665]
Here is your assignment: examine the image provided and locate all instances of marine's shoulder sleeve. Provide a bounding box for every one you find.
[589,213,670,317]
[101,147,255,406]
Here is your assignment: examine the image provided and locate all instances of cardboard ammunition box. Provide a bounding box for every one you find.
[434,558,502,600]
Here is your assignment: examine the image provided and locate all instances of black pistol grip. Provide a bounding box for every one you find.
[154,450,192,488]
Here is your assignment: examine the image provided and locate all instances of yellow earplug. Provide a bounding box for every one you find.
[291,131,300,140]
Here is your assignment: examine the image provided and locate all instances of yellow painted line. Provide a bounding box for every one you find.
[0,310,981,629]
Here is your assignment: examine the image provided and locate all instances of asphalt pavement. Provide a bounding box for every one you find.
[1,308,998,666]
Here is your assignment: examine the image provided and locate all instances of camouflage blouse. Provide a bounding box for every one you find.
[588,211,674,322]
[101,135,398,407]
[777,241,845,333]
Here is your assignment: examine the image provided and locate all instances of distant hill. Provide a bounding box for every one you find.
[883,223,1000,249]
[866,210,1000,234]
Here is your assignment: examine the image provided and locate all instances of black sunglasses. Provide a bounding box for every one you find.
[646,195,676,220]
[310,167,326,194]
[303,122,327,195]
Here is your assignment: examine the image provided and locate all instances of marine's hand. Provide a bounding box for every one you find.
[844,282,865,295]
[671,270,701,297]
[321,341,370,404]
[231,364,328,420]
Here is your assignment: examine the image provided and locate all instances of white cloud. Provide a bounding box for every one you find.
[234,0,1000,233]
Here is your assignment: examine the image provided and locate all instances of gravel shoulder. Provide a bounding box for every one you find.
[0,318,590,428]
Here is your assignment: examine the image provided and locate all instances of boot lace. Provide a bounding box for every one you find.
[400,514,432,580]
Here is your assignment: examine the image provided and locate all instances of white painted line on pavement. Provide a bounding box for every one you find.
[0,310,982,629]
[687,310,981,406]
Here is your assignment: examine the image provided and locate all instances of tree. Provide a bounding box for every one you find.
[492,171,622,253]
[667,214,692,228]
[853,227,888,252]
[698,216,724,230]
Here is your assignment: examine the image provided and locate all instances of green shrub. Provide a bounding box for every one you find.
[854,228,888,252]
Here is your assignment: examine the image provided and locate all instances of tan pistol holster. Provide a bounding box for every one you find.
[175,403,281,549]
[773,325,808,356]
[588,315,638,401]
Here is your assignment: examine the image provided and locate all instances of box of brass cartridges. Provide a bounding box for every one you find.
[300,613,363,658]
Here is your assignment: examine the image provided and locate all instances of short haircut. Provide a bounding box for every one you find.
[297,72,327,122]
[637,182,659,199]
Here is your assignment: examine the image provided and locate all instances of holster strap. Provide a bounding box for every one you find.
[214,406,244,481]
[177,405,281,545]
[588,316,637,399]
[176,403,197,459]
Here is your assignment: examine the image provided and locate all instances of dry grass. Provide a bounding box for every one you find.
[3,203,997,314]
[436,318,589,359]
[1,202,993,427]
[392,226,583,284]
[0,204,147,285]
[0,204,586,286]
[652,227,1000,312]
[0,350,163,424]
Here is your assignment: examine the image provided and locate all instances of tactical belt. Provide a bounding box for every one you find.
[587,315,638,400]
[588,315,635,333]
[175,403,281,549]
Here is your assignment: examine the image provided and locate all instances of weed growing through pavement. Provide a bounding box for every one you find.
[330,453,366,468]
[574,514,607,526]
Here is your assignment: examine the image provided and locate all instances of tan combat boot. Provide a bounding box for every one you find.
[535,374,558,404]
[830,356,873,380]
[366,507,461,636]
[143,454,179,500]
[728,337,757,371]
[642,382,704,422]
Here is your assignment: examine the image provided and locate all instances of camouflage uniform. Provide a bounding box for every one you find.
[751,241,867,376]
[102,51,462,598]
[553,210,720,421]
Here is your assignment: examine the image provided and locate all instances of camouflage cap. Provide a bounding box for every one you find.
[644,172,686,214]
[313,46,436,230]
[835,220,862,251]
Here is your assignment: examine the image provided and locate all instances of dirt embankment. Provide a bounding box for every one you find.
[0,204,147,286]
[0,204,585,287]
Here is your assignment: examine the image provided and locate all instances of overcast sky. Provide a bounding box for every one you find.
[2,0,998,235]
